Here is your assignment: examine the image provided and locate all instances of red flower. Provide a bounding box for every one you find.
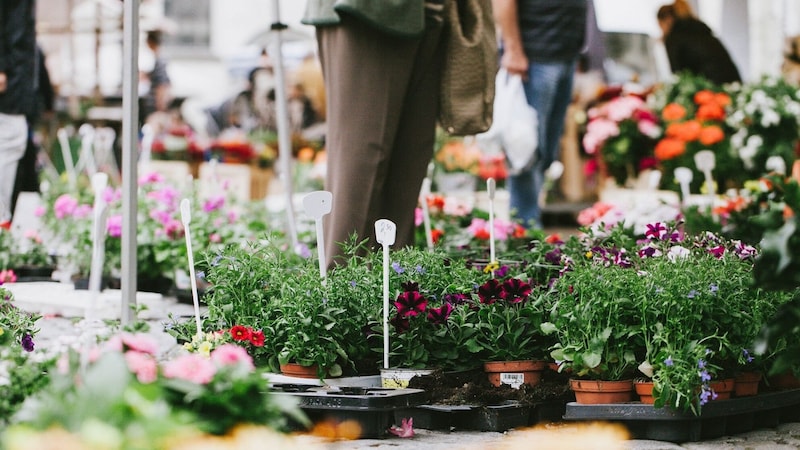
[431,228,444,244]
[230,325,251,342]
[250,329,265,347]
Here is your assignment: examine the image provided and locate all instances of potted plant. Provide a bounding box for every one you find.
[375,246,486,386]
[472,264,552,388]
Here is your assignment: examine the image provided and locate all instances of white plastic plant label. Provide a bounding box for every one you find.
[500,372,525,389]
[375,219,396,246]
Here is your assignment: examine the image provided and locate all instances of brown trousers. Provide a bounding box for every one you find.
[317,15,444,266]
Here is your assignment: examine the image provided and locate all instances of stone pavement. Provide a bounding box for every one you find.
[5,281,800,450]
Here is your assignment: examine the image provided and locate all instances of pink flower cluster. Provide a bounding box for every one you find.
[582,95,660,155]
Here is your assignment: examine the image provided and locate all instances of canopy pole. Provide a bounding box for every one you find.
[269,0,299,248]
[121,0,139,325]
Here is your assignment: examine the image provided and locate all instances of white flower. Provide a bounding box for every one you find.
[667,245,690,262]
[761,109,781,127]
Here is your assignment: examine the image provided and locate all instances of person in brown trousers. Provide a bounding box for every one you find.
[303,0,446,266]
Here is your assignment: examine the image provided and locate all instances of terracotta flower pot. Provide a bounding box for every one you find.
[634,380,655,404]
[570,379,634,404]
[280,362,320,379]
[708,378,736,400]
[484,360,546,389]
[734,371,762,397]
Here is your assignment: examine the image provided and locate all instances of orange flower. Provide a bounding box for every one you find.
[693,90,715,105]
[297,147,315,162]
[696,102,726,121]
[699,125,725,145]
[784,205,795,220]
[545,233,562,244]
[654,138,687,160]
[713,92,731,107]
[666,120,702,142]
[662,103,687,121]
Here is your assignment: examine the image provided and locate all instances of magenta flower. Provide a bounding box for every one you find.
[478,279,503,304]
[390,314,410,333]
[203,195,225,213]
[501,278,532,304]
[102,186,122,204]
[53,194,78,219]
[106,214,123,238]
[73,204,93,219]
[645,222,667,240]
[708,245,725,259]
[107,333,159,355]
[138,172,164,185]
[34,206,46,217]
[427,303,454,325]
[394,291,427,317]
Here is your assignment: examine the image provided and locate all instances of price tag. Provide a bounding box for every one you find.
[375,219,396,246]
[500,372,525,389]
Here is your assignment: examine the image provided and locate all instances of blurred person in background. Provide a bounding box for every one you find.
[11,44,54,217]
[303,0,447,266]
[140,29,172,127]
[0,0,36,228]
[493,0,588,229]
[657,0,741,85]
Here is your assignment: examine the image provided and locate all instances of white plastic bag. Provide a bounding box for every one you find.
[476,68,538,175]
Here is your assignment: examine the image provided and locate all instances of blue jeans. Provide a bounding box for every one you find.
[507,60,576,228]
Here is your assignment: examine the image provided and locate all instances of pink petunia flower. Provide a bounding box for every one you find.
[138,172,164,185]
[162,353,217,384]
[106,333,160,355]
[202,195,225,213]
[211,343,255,370]
[125,351,158,383]
[34,206,46,217]
[54,194,78,219]
[106,214,123,238]
[73,204,93,219]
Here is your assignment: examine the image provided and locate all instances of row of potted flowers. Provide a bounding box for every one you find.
[166,212,798,416]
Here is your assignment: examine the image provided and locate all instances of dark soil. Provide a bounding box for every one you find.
[407,367,575,407]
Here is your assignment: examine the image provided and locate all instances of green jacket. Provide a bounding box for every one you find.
[302,0,425,38]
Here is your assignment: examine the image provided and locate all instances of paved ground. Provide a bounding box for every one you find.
[5,281,800,450]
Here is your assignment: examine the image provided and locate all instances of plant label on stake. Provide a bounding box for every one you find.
[694,150,716,202]
[57,128,77,190]
[375,219,396,370]
[302,191,332,280]
[180,199,203,340]
[419,178,434,251]
[648,170,662,191]
[674,167,693,206]
[487,178,497,273]
[82,172,108,375]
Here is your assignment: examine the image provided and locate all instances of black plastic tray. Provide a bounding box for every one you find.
[563,389,800,442]
[395,399,566,432]
[272,385,427,438]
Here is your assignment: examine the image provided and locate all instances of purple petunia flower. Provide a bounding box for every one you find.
[708,245,725,259]
[495,265,510,278]
[21,333,34,352]
[645,222,667,240]
[664,356,674,367]
[687,289,699,299]
[545,249,562,265]
[443,293,469,306]
[709,283,718,295]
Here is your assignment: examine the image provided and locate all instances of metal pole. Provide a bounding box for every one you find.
[268,0,299,248]
[121,0,139,325]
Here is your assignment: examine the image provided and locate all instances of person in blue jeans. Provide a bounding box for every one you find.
[493,0,587,229]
